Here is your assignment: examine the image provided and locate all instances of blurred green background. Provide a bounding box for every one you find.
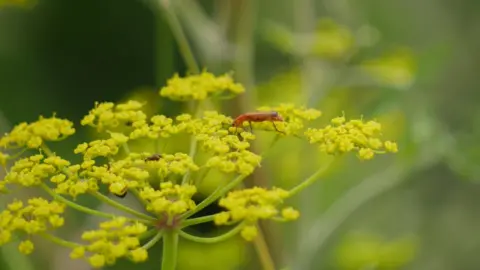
[1,0,479,269]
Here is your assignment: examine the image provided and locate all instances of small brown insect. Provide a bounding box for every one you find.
[232,111,285,133]
[145,153,162,161]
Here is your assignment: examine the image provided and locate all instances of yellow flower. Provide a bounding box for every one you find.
[81,100,148,133]
[72,217,148,268]
[74,139,120,160]
[214,187,297,240]
[304,115,398,160]
[139,182,197,217]
[0,198,65,251]
[18,240,34,254]
[159,71,245,101]
[0,115,75,149]
[4,154,57,186]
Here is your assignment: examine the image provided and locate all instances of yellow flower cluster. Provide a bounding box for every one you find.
[70,217,148,268]
[139,182,197,217]
[312,18,354,59]
[206,149,261,175]
[214,187,299,241]
[81,100,148,133]
[255,103,322,135]
[144,153,199,180]
[2,153,96,198]
[304,115,398,160]
[4,154,69,187]
[159,71,245,101]
[74,139,120,160]
[0,198,65,254]
[0,115,75,149]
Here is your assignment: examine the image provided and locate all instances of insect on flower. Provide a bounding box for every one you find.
[145,153,162,161]
[232,111,285,134]
[113,153,163,199]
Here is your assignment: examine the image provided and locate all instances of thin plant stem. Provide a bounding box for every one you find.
[40,233,80,249]
[159,0,200,74]
[142,231,164,250]
[253,225,275,270]
[179,222,243,244]
[90,191,156,222]
[294,165,405,270]
[181,174,247,219]
[181,214,216,228]
[40,183,116,220]
[288,157,334,197]
[182,101,203,185]
[161,229,179,270]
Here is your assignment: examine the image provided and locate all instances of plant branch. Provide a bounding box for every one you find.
[90,191,156,222]
[159,0,200,74]
[179,223,243,244]
[181,214,216,228]
[181,174,247,219]
[288,157,334,197]
[253,224,276,270]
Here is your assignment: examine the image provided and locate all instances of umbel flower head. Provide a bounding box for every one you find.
[70,217,148,268]
[0,115,75,149]
[0,70,399,268]
[214,187,299,241]
[305,114,398,160]
[0,198,65,254]
[160,70,245,101]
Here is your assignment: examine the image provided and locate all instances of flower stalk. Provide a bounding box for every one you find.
[161,229,179,270]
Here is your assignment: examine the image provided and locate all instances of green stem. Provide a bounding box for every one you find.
[181,174,247,219]
[90,191,156,222]
[40,183,116,219]
[181,101,203,185]
[288,157,334,197]
[294,165,405,270]
[181,214,216,228]
[253,225,276,270]
[142,231,164,249]
[179,223,243,244]
[161,229,179,270]
[40,233,80,249]
[159,0,200,74]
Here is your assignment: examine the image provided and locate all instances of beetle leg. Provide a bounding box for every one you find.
[272,122,285,134]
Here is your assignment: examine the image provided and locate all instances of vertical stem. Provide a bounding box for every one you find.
[155,7,175,88]
[159,0,200,74]
[253,224,276,270]
[161,229,179,270]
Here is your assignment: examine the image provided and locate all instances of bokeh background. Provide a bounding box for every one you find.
[1,0,479,269]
